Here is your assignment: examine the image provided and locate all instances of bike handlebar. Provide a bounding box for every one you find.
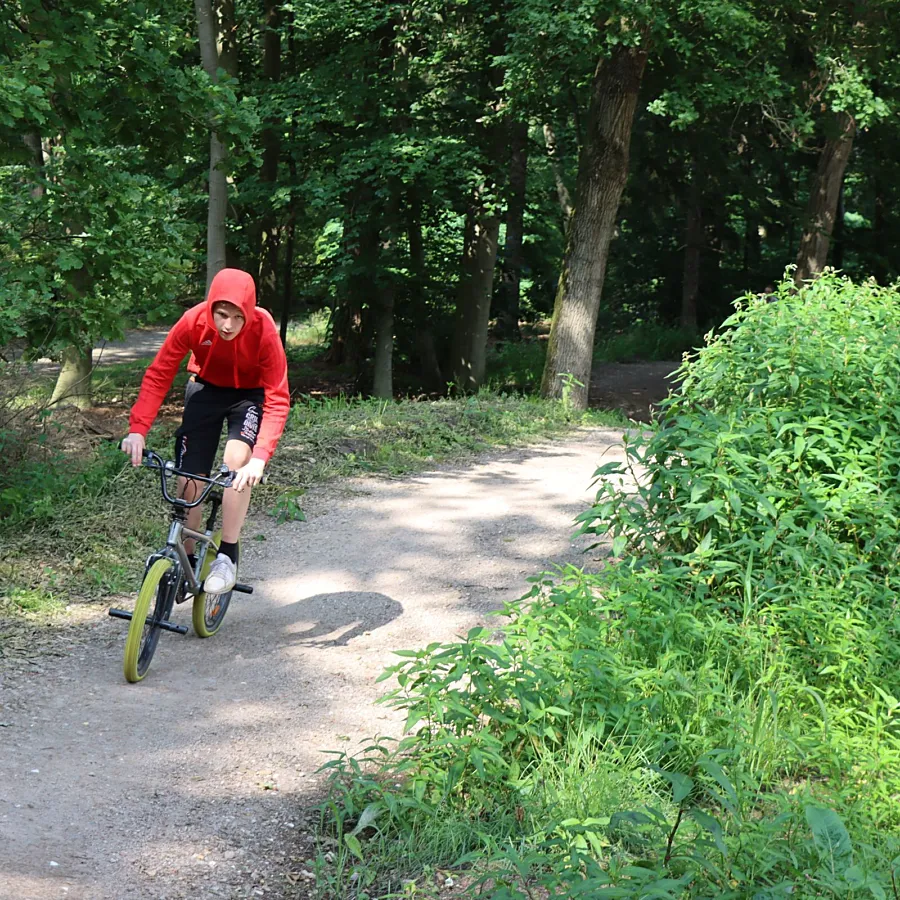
[141,449,265,508]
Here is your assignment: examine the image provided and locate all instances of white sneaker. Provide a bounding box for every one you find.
[204,554,236,594]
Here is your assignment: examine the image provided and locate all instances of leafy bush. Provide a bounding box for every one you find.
[317,275,900,897]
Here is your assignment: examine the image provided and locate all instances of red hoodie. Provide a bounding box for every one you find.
[129,269,290,464]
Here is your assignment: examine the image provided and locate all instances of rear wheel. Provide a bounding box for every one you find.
[124,557,175,683]
[192,530,238,638]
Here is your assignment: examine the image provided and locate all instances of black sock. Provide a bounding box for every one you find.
[219,541,238,565]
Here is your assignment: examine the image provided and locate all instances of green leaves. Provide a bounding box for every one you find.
[270,488,307,523]
[805,805,852,872]
[0,2,204,352]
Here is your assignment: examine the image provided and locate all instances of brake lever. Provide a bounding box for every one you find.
[220,471,268,489]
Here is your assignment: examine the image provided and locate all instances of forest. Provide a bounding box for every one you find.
[2,0,897,410]
[3,2,900,898]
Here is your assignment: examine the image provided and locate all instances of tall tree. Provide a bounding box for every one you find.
[450,196,502,391]
[257,0,283,314]
[195,0,228,289]
[493,121,529,342]
[542,123,574,229]
[541,40,648,407]
[794,110,855,283]
[0,2,208,406]
[681,163,703,330]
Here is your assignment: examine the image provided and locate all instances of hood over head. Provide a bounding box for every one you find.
[206,268,257,326]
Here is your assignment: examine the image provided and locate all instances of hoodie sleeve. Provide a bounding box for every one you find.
[252,330,290,463]
[128,314,193,437]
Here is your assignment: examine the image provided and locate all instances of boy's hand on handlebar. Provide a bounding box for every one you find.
[121,433,146,467]
[232,457,265,492]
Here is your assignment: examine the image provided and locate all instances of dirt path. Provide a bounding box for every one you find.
[0,428,635,900]
[30,329,171,373]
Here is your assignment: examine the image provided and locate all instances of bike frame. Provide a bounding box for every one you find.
[162,514,215,594]
[142,449,234,595]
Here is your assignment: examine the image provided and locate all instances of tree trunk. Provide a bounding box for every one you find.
[873,176,887,284]
[216,0,238,77]
[540,43,648,409]
[794,111,855,286]
[406,188,444,390]
[832,178,844,271]
[743,215,760,275]
[23,131,45,199]
[50,345,92,409]
[257,0,282,313]
[372,190,401,399]
[543,123,573,229]
[450,200,501,392]
[195,0,228,290]
[51,237,95,407]
[493,120,528,342]
[741,154,759,275]
[329,188,379,371]
[681,178,702,331]
[280,210,295,348]
[371,294,394,399]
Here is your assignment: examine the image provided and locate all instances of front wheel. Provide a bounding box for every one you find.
[124,557,175,683]
[192,530,238,638]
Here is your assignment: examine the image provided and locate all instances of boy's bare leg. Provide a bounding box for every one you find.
[221,439,253,543]
[177,477,205,555]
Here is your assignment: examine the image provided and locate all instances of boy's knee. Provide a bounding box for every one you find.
[223,440,252,471]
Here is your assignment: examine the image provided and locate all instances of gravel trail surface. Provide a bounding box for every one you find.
[0,428,630,900]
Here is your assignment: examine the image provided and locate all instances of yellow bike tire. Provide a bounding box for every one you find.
[192,531,239,638]
[123,557,175,683]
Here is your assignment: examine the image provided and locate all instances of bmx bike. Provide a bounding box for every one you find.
[108,448,255,683]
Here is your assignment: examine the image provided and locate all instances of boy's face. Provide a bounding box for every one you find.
[212,301,245,341]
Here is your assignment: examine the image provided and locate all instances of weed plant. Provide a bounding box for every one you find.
[317,275,900,898]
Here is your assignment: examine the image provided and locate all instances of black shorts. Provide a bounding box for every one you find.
[174,377,264,475]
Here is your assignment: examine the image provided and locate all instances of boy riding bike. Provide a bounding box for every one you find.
[121,268,289,595]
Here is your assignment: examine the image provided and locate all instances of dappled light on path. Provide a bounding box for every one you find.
[0,428,633,899]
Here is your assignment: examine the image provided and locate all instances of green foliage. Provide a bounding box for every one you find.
[0,0,253,355]
[316,275,900,897]
[483,321,694,416]
[270,488,307,524]
[0,151,195,352]
[1,587,61,616]
[484,341,546,394]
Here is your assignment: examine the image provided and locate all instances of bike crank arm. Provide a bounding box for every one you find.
[108,608,189,635]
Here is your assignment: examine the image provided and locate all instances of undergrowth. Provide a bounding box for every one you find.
[484,321,696,395]
[314,275,900,899]
[594,321,700,363]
